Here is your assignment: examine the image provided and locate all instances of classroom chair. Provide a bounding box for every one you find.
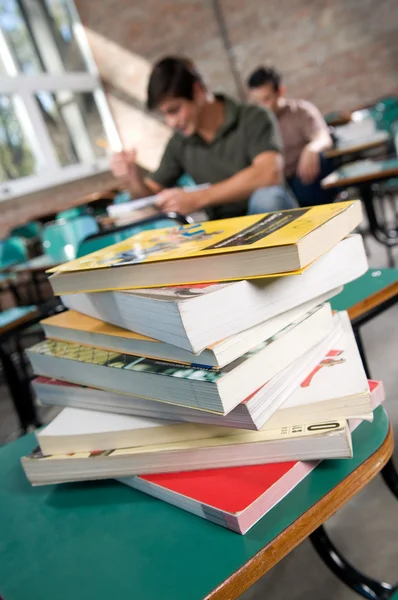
[42,215,100,263]
[56,206,90,221]
[0,236,28,268]
[10,221,42,240]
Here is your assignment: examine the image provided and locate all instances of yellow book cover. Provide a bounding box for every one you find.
[41,310,155,343]
[48,202,359,275]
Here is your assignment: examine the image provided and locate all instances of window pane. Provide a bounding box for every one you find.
[42,0,87,72]
[0,0,43,73]
[36,90,79,166]
[0,52,7,73]
[35,90,110,166]
[74,91,110,159]
[0,94,36,181]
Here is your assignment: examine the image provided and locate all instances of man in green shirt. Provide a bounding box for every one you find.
[111,57,296,219]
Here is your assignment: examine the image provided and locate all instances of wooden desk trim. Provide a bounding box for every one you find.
[0,309,40,336]
[322,164,398,188]
[205,426,393,600]
[347,280,398,322]
[325,137,388,159]
[326,115,352,127]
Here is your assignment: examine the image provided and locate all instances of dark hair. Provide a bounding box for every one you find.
[146,57,203,111]
[247,67,281,91]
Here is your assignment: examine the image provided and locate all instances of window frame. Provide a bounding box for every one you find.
[0,0,121,201]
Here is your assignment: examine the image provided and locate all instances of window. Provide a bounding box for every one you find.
[0,0,120,200]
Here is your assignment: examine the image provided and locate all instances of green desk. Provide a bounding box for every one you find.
[0,407,392,600]
[331,268,398,320]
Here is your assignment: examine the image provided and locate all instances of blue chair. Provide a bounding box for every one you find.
[112,190,132,204]
[42,215,100,263]
[76,213,190,258]
[177,174,196,188]
[56,206,90,221]
[0,236,28,268]
[10,221,42,240]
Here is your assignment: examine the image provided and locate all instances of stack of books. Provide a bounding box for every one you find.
[21,202,383,534]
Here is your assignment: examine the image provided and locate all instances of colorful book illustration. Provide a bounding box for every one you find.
[48,201,362,293]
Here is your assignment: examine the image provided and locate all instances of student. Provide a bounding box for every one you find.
[247,66,334,207]
[111,57,296,219]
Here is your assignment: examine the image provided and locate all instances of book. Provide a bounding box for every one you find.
[22,417,353,486]
[48,201,362,294]
[106,185,210,218]
[62,234,367,353]
[33,311,372,429]
[260,311,371,428]
[41,293,331,368]
[36,409,248,455]
[118,381,383,534]
[27,303,333,415]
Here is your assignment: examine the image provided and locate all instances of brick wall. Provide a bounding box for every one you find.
[3,0,398,230]
[75,0,398,172]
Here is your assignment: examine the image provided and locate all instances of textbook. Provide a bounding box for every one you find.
[62,234,367,353]
[118,381,383,534]
[27,303,333,415]
[48,201,362,294]
[36,409,246,455]
[33,311,372,429]
[41,295,329,368]
[22,418,353,486]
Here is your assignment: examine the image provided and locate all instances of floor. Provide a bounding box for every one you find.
[0,234,397,599]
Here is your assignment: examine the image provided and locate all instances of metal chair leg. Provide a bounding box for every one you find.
[380,458,398,500]
[310,525,394,599]
[0,344,39,433]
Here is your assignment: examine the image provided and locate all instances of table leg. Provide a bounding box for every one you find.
[310,525,394,599]
[31,270,45,304]
[0,344,39,433]
[380,458,398,501]
[360,183,398,250]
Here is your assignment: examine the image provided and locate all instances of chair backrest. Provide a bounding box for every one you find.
[113,190,132,204]
[76,214,190,258]
[42,215,100,263]
[10,221,42,239]
[56,206,89,221]
[367,104,398,132]
[177,174,196,188]
[374,96,398,111]
[0,236,28,268]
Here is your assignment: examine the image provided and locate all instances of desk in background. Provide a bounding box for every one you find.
[322,158,398,263]
[325,131,389,159]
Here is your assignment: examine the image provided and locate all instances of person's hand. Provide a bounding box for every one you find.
[297,146,320,185]
[156,188,205,215]
[111,149,140,181]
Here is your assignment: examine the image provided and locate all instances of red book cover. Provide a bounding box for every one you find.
[122,380,383,534]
